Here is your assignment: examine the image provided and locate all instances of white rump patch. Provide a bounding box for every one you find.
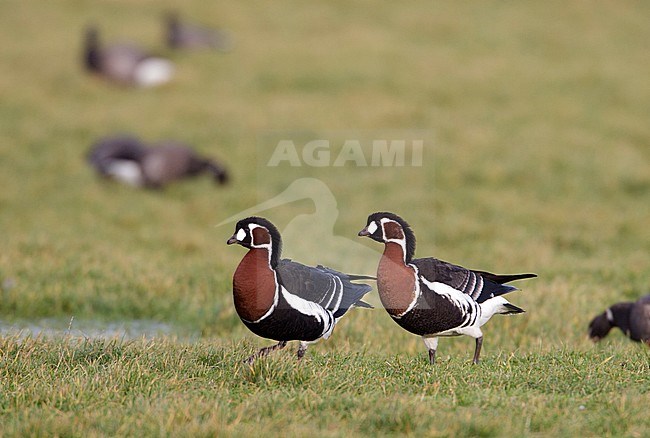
[106,160,144,186]
[134,58,174,87]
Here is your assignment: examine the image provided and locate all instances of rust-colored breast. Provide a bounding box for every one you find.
[233,248,277,322]
[377,242,416,317]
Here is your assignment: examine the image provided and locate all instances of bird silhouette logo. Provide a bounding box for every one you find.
[218,178,379,277]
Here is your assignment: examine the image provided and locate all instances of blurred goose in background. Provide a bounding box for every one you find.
[588,294,650,345]
[83,26,175,87]
[86,135,149,186]
[87,135,229,189]
[141,141,229,188]
[165,11,233,51]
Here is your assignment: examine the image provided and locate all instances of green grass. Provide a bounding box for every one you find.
[1,0,650,436]
[1,337,648,437]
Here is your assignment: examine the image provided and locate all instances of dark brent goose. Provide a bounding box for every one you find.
[358,212,536,364]
[141,142,229,188]
[86,135,149,186]
[87,136,229,188]
[165,12,233,51]
[83,26,174,87]
[227,216,373,364]
[588,294,650,345]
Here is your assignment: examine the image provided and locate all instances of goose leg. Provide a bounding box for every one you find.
[422,337,439,365]
[472,337,483,365]
[296,341,308,360]
[244,341,287,365]
[428,349,436,365]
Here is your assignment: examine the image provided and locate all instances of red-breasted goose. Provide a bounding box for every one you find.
[588,294,650,345]
[358,212,536,364]
[83,26,174,87]
[227,216,373,364]
[165,12,233,51]
[87,135,229,189]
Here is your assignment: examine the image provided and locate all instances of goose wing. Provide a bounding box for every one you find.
[412,257,528,303]
[276,259,372,318]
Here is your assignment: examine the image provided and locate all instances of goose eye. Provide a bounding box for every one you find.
[236,228,247,241]
[367,221,378,234]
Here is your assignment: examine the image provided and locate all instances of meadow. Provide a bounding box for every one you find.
[1,0,649,436]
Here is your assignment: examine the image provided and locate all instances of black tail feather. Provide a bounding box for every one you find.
[313,266,373,319]
[333,281,373,319]
[353,300,373,309]
[502,302,525,314]
[474,271,537,284]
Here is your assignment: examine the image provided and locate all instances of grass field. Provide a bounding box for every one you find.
[1,0,650,436]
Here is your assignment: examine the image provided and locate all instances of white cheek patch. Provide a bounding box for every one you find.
[236,228,246,241]
[367,221,378,234]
